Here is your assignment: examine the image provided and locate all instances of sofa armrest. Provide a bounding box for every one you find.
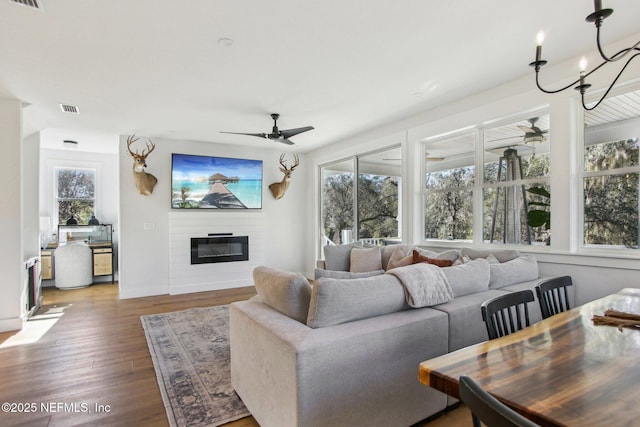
[231,298,448,427]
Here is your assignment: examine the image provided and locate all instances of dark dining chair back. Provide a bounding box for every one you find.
[535,276,573,319]
[459,375,539,427]
[481,290,535,340]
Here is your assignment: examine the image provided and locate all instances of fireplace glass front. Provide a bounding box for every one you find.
[190,236,249,264]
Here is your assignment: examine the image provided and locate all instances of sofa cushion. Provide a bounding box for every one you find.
[323,242,363,271]
[460,247,521,263]
[412,250,453,267]
[253,266,312,323]
[441,258,490,297]
[489,255,538,289]
[307,274,408,328]
[314,268,384,280]
[350,246,382,272]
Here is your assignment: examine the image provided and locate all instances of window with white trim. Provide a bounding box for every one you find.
[56,167,96,225]
[582,89,640,249]
[424,113,551,246]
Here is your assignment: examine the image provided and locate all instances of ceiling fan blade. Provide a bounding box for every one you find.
[220,131,267,139]
[277,138,295,145]
[280,126,314,139]
[518,125,536,133]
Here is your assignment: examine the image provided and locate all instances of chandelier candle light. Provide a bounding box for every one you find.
[529,0,640,110]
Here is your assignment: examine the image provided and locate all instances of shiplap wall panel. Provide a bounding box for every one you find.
[168,211,265,294]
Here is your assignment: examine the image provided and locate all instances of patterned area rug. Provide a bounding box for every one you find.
[141,305,250,427]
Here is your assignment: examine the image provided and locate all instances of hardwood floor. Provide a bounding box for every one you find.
[0,283,470,427]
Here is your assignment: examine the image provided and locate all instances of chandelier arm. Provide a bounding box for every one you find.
[535,71,580,94]
[582,52,640,111]
[596,26,640,62]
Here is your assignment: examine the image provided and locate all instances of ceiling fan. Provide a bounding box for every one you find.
[518,117,548,144]
[221,113,314,145]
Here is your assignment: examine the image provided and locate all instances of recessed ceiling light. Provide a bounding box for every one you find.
[217,38,234,47]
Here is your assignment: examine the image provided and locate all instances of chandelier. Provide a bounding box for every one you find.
[529,0,640,110]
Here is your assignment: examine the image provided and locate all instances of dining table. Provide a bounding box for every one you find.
[418,288,640,427]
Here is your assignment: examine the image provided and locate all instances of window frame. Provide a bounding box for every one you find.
[52,162,101,227]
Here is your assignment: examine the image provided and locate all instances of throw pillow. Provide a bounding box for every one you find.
[489,255,538,289]
[323,242,362,271]
[485,253,500,264]
[387,245,414,270]
[306,274,408,328]
[441,258,491,297]
[412,250,453,267]
[253,266,313,323]
[350,246,383,272]
[414,247,460,263]
[460,247,521,263]
[314,268,384,280]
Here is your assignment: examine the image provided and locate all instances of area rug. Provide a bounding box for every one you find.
[141,305,250,427]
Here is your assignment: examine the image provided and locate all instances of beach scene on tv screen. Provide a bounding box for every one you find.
[171,154,263,209]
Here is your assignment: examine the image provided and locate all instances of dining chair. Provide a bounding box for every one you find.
[535,276,573,319]
[481,290,535,340]
[459,375,539,427]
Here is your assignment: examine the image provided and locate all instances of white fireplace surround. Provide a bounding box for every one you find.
[168,211,265,295]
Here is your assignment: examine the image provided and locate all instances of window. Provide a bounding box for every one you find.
[583,89,640,249]
[423,114,551,246]
[424,133,475,241]
[320,146,401,247]
[483,115,550,245]
[56,167,96,225]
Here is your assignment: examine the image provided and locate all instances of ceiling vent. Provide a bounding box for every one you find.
[60,104,79,114]
[9,0,43,10]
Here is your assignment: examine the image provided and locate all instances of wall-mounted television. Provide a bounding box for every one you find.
[171,153,263,209]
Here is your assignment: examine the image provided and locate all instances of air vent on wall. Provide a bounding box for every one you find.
[60,104,79,114]
[9,0,42,10]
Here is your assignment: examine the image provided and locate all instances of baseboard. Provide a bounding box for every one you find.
[0,317,24,333]
[169,279,253,295]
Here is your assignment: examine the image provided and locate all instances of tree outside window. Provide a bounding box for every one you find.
[56,168,96,225]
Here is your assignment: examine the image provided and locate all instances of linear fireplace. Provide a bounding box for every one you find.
[190,235,249,265]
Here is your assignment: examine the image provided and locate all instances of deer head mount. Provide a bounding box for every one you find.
[126,134,158,196]
[268,153,300,200]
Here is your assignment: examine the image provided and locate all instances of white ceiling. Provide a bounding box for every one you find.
[2,0,640,153]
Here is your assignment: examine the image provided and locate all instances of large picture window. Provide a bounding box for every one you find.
[321,146,401,247]
[56,167,96,225]
[583,90,640,249]
[423,114,551,246]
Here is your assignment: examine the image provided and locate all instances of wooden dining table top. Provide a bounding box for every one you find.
[418,288,640,427]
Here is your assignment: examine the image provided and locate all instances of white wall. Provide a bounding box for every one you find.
[118,136,309,299]
[0,98,24,332]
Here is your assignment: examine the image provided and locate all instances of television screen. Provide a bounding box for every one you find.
[171,153,263,209]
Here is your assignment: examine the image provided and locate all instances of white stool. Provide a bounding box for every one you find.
[54,242,93,289]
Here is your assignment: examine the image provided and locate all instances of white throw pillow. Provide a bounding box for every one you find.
[349,246,382,272]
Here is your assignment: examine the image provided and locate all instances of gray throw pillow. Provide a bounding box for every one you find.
[460,247,521,263]
[307,274,408,328]
[441,258,490,297]
[489,255,538,289]
[415,247,460,262]
[323,242,362,271]
[253,266,312,323]
[314,268,384,280]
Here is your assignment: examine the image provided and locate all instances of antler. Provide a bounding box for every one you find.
[126,134,139,157]
[126,134,155,158]
[279,153,300,171]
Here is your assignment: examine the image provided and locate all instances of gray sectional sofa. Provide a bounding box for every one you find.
[230,244,573,427]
